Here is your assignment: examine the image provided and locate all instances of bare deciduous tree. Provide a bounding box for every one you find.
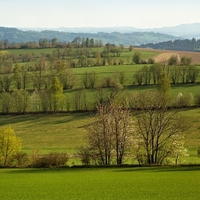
[78,103,134,165]
[134,91,187,165]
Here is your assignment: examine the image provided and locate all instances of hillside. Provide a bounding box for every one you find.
[140,38,200,52]
[0,27,180,46]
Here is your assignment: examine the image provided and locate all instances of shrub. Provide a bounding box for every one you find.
[176,92,193,107]
[148,57,155,64]
[31,152,69,168]
[77,146,91,165]
[11,152,30,167]
[101,77,114,88]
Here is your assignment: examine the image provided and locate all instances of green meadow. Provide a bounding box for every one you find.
[0,166,200,200]
[0,107,200,163]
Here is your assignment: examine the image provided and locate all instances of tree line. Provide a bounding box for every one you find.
[140,38,200,51]
[0,91,190,167]
[0,42,129,68]
[0,37,103,49]
[133,54,199,85]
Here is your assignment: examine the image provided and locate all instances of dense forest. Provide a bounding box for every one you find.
[0,27,180,46]
[140,38,200,51]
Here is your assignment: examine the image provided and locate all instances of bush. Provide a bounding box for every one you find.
[77,146,91,165]
[11,152,30,167]
[148,57,155,64]
[176,92,193,107]
[31,152,69,168]
[101,77,114,88]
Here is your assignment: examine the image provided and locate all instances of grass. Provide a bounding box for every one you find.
[0,166,200,200]
[0,113,90,154]
[0,108,200,163]
[7,48,57,56]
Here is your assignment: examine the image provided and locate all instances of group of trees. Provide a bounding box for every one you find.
[140,38,200,51]
[0,37,103,50]
[78,91,188,166]
[0,45,129,70]
[132,51,155,64]
[0,58,75,91]
[77,74,191,166]
[134,56,199,86]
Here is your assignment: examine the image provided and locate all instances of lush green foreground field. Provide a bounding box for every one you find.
[0,166,200,200]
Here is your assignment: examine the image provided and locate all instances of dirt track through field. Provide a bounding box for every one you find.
[153,50,200,64]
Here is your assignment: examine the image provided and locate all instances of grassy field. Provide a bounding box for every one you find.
[0,113,90,154]
[0,107,200,163]
[7,48,58,56]
[0,166,200,200]
[1,47,200,163]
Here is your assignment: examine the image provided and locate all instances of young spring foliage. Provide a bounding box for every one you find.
[0,127,21,166]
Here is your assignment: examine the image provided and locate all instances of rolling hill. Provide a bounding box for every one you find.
[0,27,181,46]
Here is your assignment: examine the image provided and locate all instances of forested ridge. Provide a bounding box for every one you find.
[140,38,200,51]
[0,27,180,46]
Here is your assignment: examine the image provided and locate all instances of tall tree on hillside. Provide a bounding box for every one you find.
[0,127,21,167]
[134,91,187,165]
[132,52,142,64]
[13,64,22,90]
[3,39,8,49]
[157,71,171,96]
[51,38,58,48]
[49,77,64,112]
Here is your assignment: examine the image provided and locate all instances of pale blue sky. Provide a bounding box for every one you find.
[1,0,200,28]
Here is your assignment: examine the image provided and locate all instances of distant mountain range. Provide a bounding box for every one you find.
[0,23,200,46]
[20,23,200,38]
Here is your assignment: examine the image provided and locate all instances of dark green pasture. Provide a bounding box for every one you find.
[0,166,200,200]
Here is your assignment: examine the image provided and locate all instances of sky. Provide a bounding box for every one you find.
[1,0,200,29]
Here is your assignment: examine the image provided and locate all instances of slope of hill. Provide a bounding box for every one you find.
[0,27,181,46]
[140,38,200,51]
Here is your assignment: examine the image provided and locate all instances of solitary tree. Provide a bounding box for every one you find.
[49,77,64,112]
[157,71,171,96]
[0,127,21,166]
[13,64,22,90]
[168,55,179,65]
[132,52,142,64]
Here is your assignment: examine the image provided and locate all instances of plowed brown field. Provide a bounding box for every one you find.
[136,48,200,64]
